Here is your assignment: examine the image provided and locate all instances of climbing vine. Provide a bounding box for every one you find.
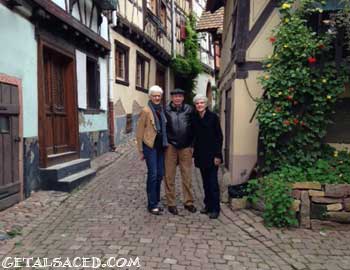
[171,13,202,101]
[257,0,349,173]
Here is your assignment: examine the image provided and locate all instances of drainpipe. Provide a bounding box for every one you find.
[171,0,176,57]
[107,11,117,151]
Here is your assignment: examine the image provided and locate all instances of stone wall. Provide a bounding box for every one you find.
[291,182,350,230]
[230,182,350,230]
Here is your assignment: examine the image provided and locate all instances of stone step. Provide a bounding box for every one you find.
[51,168,96,192]
[40,158,91,182]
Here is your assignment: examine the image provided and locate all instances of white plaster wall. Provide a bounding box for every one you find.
[99,57,108,111]
[101,15,109,40]
[194,73,215,96]
[51,0,66,10]
[72,4,81,24]
[76,50,87,109]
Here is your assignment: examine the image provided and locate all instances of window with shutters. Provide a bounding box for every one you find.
[86,57,100,110]
[115,41,129,86]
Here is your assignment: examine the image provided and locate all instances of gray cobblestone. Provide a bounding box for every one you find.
[0,143,349,269]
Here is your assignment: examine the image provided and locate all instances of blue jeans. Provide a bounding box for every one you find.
[143,143,164,210]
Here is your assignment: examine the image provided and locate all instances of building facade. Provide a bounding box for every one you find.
[0,0,116,209]
[109,0,191,146]
[192,0,216,106]
[206,0,348,185]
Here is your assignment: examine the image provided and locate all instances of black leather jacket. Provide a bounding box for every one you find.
[165,102,194,149]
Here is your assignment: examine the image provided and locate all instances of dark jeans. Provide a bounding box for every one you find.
[199,166,220,213]
[143,143,164,210]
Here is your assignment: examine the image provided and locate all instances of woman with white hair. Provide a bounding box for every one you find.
[136,85,168,215]
[192,94,223,219]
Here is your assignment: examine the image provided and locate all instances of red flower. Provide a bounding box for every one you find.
[293,119,299,125]
[287,95,293,101]
[283,120,290,126]
[275,107,282,112]
[269,36,276,43]
[318,44,325,49]
[308,57,317,64]
[300,121,306,127]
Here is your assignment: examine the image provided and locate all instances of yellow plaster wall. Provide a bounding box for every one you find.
[249,0,269,30]
[111,31,171,114]
[246,10,280,62]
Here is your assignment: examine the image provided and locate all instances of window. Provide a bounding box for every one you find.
[115,41,129,85]
[160,2,167,30]
[136,52,150,92]
[86,57,100,110]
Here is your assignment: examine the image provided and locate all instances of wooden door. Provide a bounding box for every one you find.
[224,90,231,169]
[39,45,79,167]
[0,82,20,210]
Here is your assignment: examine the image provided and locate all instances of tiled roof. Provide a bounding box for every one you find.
[196,7,224,33]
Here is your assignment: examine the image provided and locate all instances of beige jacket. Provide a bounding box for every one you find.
[136,105,158,153]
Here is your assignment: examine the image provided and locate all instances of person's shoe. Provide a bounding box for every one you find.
[158,206,164,212]
[168,206,178,215]
[148,208,162,215]
[184,205,197,213]
[200,208,209,215]
[208,212,219,219]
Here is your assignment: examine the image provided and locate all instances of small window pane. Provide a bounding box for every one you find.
[0,116,9,133]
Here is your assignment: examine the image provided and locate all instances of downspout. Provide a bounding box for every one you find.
[171,0,176,57]
[107,11,117,150]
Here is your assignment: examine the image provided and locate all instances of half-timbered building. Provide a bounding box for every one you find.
[206,0,348,186]
[0,0,116,209]
[110,0,191,146]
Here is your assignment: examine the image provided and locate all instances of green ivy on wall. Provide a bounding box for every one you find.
[171,13,203,101]
[257,0,349,174]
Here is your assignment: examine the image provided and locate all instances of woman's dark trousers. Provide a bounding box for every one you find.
[199,166,220,214]
[143,144,164,210]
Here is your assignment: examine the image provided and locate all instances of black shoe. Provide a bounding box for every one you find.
[148,208,162,215]
[200,208,209,215]
[209,212,219,219]
[184,205,197,213]
[168,206,179,215]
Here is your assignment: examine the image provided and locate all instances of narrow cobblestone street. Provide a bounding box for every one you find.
[1,144,350,270]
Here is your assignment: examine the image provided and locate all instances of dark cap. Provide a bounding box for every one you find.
[170,88,185,95]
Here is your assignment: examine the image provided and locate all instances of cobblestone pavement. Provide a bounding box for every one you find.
[1,143,350,270]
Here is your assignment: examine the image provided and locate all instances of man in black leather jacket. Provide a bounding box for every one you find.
[164,89,197,215]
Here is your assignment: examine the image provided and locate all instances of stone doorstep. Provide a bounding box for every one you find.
[230,198,248,211]
[308,190,325,197]
[292,182,322,190]
[326,211,350,223]
[311,219,350,231]
[326,203,343,212]
[300,191,311,229]
[344,198,350,212]
[325,184,350,198]
[311,196,342,204]
[292,200,301,212]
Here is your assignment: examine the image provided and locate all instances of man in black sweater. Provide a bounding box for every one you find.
[164,89,197,215]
